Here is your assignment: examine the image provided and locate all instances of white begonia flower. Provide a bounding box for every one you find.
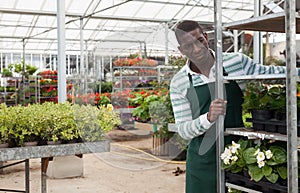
[232,141,240,148]
[258,160,265,168]
[231,155,238,162]
[254,148,260,155]
[265,150,273,159]
[230,141,240,154]
[220,153,226,160]
[256,151,265,162]
[223,157,231,165]
[221,147,232,160]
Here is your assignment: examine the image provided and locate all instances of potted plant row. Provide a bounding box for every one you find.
[0,102,121,147]
[221,138,294,192]
[242,82,300,135]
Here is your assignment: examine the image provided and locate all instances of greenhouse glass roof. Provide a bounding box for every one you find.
[0,0,271,56]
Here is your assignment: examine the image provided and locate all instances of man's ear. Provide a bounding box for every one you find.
[203,32,209,41]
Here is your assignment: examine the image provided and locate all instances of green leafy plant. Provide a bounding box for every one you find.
[221,139,288,184]
[227,187,242,193]
[168,55,187,69]
[72,104,120,142]
[242,112,252,129]
[9,60,38,77]
[1,68,13,77]
[13,105,41,146]
[242,82,273,113]
[0,104,11,144]
[268,85,286,113]
[97,95,111,106]
[131,93,161,122]
[0,102,120,146]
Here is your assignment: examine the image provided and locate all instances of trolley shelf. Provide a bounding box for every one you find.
[224,74,288,81]
[224,12,300,33]
[226,182,262,193]
[225,127,300,145]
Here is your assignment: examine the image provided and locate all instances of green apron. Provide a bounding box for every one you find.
[186,73,244,193]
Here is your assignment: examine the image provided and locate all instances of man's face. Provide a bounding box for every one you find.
[177,28,210,65]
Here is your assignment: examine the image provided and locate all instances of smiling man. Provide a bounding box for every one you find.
[170,20,293,193]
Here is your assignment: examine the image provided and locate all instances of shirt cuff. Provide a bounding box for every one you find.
[199,113,214,130]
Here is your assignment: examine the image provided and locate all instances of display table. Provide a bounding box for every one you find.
[0,141,110,193]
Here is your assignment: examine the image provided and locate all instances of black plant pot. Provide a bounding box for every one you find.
[252,109,274,121]
[274,111,286,121]
[252,122,265,131]
[277,125,286,135]
[265,124,277,133]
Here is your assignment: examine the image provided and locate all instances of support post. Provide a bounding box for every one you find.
[57,0,67,103]
[85,40,88,94]
[214,0,225,192]
[165,22,169,65]
[80,17,85,94]
[41,158,48,193]
[233,30,238,53]
[253,0,263,64]
[285,1,298,193]
[25,159,29,193]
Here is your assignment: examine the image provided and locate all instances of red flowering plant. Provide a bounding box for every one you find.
[129,89,170,123]
[95,93,111,106]
[113,58,158,67]
[38,70,58,79]
[41,86,57,97]
[39,79,58,85]
[111,90,133,109]
[67,92,111,106]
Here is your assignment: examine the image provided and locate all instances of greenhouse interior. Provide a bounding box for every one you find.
[0,0,300,193]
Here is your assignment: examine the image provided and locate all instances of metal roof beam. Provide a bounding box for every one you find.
[131,0,254,11]
[0,35,145,43]
[0,24,153,33]
[0,8,169,23]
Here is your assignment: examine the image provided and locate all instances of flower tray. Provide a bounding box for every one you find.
[225,172,291,193]
[246,118,300,136]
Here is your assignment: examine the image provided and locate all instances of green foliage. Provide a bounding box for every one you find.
[131,94,161,122]
[1,68,13,77]
[97,95,111,106]
[0,102,121,145]
[242,82,272,112]
[9,60,38,77]
[101,81,112,93]
[221,139,288,184]
[242,112,252,128]
[168,55,187,69]
[227,187,242,193]
[243,147,257,164]
[0,104,11,143]
[268,86,286,112]
[72,104,103,142]
[73,104,120,142]
[89,81,112,93]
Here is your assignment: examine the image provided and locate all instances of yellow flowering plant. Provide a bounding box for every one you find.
[221,139,288,184]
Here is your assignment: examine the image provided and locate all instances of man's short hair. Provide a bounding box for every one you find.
[174,20,204,41]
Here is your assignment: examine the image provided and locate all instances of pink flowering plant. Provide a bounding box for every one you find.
[221,139,288,184]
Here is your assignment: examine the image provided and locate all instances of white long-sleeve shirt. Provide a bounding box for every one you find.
[170,52,295,140]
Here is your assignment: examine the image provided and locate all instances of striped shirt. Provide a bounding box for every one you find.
[170,52,297,140]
